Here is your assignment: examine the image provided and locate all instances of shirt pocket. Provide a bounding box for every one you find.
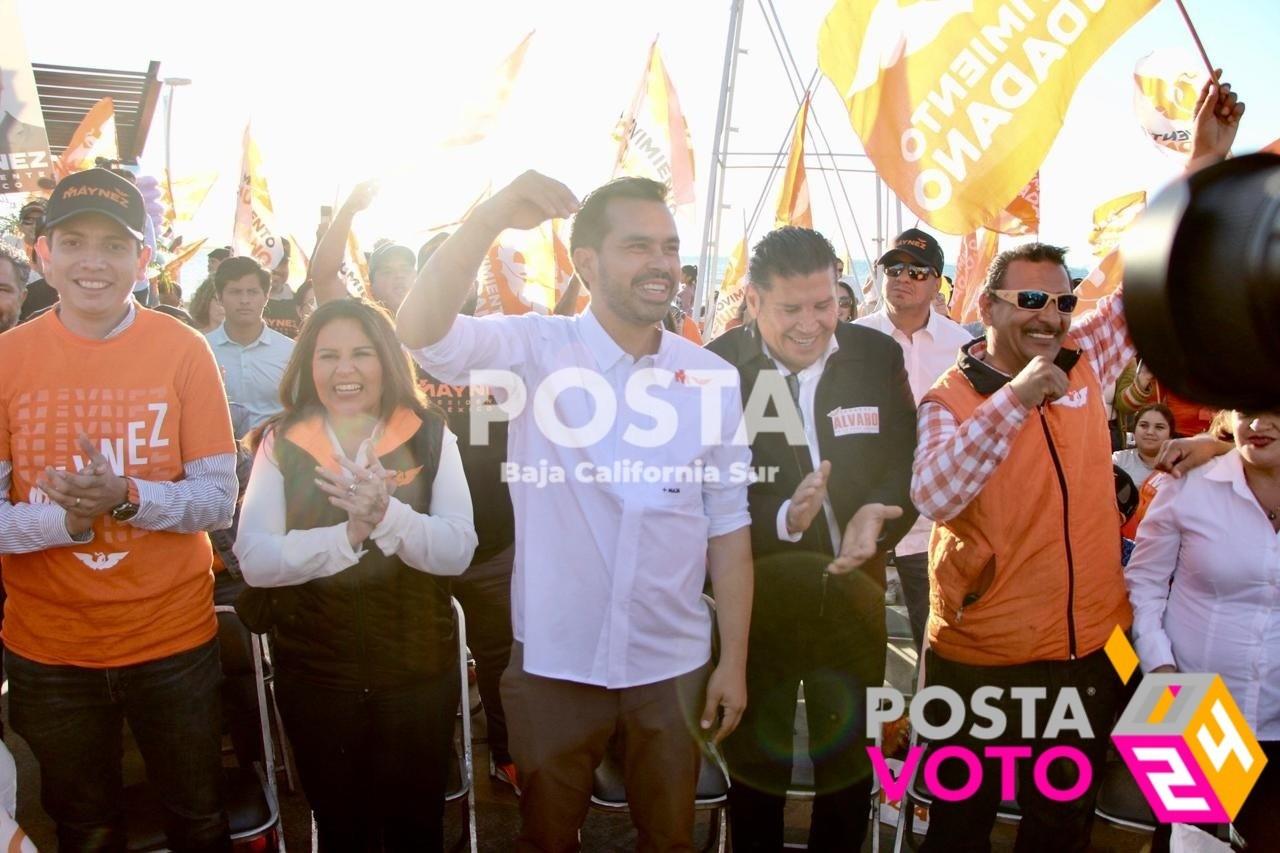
[931,529,997,625]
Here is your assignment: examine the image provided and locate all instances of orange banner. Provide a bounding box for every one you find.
[775,95,813,229]
[479,220,577,316]
[1075,247,1123,315]
[54,97,117,180]
[818,0,1157,234]
[988,172,1040,236]
[949,228,1000,324]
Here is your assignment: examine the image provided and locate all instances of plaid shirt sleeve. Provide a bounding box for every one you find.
[911,386,1031,522]
[1072,286,1136,389]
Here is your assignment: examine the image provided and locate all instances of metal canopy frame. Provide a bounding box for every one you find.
[31,60,162,162]
[696,0,902,322]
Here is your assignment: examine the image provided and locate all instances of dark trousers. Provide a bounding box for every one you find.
[6,639,230,853]
[893,551,930,652]
[501,642,707,853]
[275,669,459,853]
[451,545,515,764]
[919,647,1123,853]
[723,574,884,853]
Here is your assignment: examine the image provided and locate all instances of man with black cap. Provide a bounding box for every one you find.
[0,168,236,850]
[855,228,971,650]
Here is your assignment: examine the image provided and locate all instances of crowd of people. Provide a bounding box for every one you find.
[0,72,1271,853]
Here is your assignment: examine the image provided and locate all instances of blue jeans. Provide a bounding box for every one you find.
[6,639,230,853]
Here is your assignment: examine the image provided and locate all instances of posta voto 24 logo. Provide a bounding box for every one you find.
[865,628,1268,823]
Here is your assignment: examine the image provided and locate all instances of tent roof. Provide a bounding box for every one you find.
[31,61,162,162]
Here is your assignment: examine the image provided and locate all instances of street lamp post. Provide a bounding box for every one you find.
[162,77,192,233]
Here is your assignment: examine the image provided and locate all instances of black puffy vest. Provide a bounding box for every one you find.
[259,408,455,690]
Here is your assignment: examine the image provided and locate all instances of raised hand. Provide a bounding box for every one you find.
[827,503,903,575]
[475,170,579,232]
[344,180,379,214]
[785,460,831,536]
[1190,71,1245,165]
[1008,355,1069,409]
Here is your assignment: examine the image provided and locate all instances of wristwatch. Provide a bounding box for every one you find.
[110,479,140,522]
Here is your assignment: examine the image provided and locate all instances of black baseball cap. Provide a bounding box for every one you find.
[878,228,944,274]
[43,168,146,242]
[368,243,416,276]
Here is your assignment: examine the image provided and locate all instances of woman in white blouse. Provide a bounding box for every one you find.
[1125,409,1279,845]
[234,298,476,852]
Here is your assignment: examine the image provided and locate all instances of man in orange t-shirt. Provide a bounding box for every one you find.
[0,169,237,851]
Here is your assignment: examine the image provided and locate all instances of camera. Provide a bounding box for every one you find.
[1124,152,1280,411]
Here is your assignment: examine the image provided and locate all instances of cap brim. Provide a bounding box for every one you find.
[877,247,934,270]
[43,209,145,243]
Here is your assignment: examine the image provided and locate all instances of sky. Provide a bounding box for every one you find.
[8,0,1279,292]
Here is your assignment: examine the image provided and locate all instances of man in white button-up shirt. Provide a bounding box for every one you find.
[855,229,973,650]
[398,171,753,852]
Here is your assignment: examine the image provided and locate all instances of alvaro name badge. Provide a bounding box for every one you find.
[828,406,879,436]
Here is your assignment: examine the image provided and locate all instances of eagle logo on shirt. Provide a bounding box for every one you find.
[72,552,129,572]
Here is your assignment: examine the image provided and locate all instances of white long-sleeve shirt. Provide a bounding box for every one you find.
[1125,450,1280,739]
[234,422,477,587]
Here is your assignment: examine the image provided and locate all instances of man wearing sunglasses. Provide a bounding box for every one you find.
[907,75,1244,853]
[856,229,971,651]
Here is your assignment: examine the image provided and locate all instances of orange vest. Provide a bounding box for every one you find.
[922,345,1131,665]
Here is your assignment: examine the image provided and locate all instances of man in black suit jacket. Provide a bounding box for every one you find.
[707,227,918,852]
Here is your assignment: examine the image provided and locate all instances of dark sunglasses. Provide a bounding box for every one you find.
[987,289,1079,314]
[883,263,935,281]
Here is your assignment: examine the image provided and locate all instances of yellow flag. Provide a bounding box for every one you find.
[53,97,117,180]
[709,235,750,339]
[443,31,534,147]
[775,95,813,230]
[1074,247,1123,315]
[613,39,697,210]
[162,171,218,229]
[1133,50,1206,158]
[232,125,285,270]
[161,237,207,281]
[1089,190,1146,257]
[988,172,1040,236]
[949,228,1000,324]
[286,234,310,286]
[818,0,1157,234]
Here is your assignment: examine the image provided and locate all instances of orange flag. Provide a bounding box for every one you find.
[613,38,697,212]
[161,237,207,281]
[988,172,1040,236]
[818,0,1157,234]
[1089,190,1146,257]
[949,228,1000,324]
[53,97,117,180]
[1074,248,1123,315]
[775,95,812,229]
[443,31,534,147]
[479,221,576,316]
[708,235,750,339]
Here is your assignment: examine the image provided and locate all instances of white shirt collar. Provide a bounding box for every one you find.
[578,307,665,371]
[759,329,839,379]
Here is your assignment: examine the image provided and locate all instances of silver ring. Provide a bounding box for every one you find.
[74,497,81,507]
[347,482,358,495]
